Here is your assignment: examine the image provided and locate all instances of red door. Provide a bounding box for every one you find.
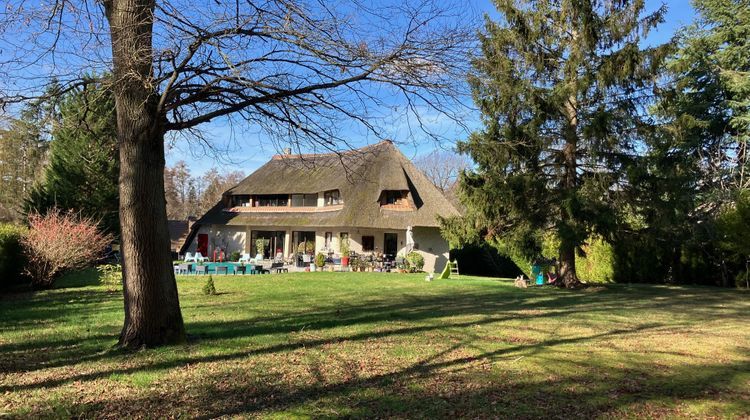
[197,234,208,256]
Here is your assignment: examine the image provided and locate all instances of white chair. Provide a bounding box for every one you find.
[184,252,196,263]
[195,252,208,263]
[255,253,264,261]
[239,253,251,263]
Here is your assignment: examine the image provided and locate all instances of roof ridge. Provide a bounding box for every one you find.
[270,139,394,160]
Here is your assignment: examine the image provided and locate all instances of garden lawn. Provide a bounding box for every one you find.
[0,271,748,418]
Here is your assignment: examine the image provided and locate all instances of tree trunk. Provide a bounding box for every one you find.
[560,93,581,288]
[559,239,578,287]
[104,0,186,348]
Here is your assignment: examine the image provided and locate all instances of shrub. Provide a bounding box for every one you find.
[577,236,615,283]
[315,252,326,268]
[230,251,241,262]
[22,210,113,289]
[0,224,27,289]
[405,251,425,272]
[96,264,122,286]
[203,275,217,295]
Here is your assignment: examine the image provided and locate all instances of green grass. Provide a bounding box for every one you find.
[0,270,748,418]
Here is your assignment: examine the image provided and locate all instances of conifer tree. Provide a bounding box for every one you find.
[457,0,670,287]
[25,81,119,234]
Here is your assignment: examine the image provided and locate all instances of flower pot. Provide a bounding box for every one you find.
[310,263,316,272]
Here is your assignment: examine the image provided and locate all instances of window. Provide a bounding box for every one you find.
[362,235,375,252]
[254,194,288,207]
[231,195,252,207]
[324,232,333,249]
[293,231,316,254]
[380,190,409,206]
[324,190,341,205]
[291,193,318,207]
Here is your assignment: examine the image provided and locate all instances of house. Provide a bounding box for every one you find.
[181,140,459,272]
[168,218,195,255]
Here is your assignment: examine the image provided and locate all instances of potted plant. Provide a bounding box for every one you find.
[340,237,350,267]
[255,238,268,260]
[315,252,326,269]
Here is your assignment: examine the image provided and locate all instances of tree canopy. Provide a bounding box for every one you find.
[453,0,670,287]
[25,80,120,234]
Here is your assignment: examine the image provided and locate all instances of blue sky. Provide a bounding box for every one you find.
[166,0,697,175]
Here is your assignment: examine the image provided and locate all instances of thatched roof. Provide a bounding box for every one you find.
[195,140,459,230]
[168,220,190,252]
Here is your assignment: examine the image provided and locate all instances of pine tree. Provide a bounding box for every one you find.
[25,80,119,234]
[457,0,670,287]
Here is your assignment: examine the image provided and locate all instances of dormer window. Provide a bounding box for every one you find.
[291,193,318,207]
[231,195,252,207]
[254,194,288,207]
[324,190,342,206]
[380,190,409,206]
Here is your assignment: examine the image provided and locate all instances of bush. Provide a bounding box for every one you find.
[315,252,326,268]
[0,224,27,289]
[577,236,615,283]
[405,251,425,272]
[203,275,217,295]
[96,264,122,286]
[230,251,241,262]
[22,210,113,289]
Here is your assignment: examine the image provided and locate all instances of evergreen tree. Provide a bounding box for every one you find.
[0,107,48,220]
[25,80,119,234]
[635,0,750,286]
[455,0,670,287]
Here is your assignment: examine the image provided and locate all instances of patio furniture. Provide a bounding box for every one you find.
[234,265,246,275]
[195,252,209,263]
[239,253,251,263]
[184,252,196,263]
[177,263,191,275]
[195,265,207,275]
[270,262,288,273]
[250,264,269,274]
[216,266,229,275]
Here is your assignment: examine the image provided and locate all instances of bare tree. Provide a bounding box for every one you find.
[415,149,470,193]
[0,0,474,348]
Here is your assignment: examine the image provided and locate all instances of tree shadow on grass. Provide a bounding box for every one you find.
[0,281,747,412]
[58,334,750,418]
[2,282,741,388]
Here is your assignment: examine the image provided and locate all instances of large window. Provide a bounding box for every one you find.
[324,190,341,205]
[362,235,375,252]
[250,231,285,259]
[254,194,288,207]
[291,193,318,207]
[293,231,316,254]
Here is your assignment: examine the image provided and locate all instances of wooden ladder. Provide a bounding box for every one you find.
[450,260,460,278]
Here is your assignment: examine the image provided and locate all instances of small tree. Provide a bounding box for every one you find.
[22,210,113,289]
[340,237,350,256]
[202,275,217,296]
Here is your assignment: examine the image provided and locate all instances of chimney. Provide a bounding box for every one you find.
[283,147,292,155]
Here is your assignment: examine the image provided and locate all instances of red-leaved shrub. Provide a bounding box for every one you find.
[22,210,114,288]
